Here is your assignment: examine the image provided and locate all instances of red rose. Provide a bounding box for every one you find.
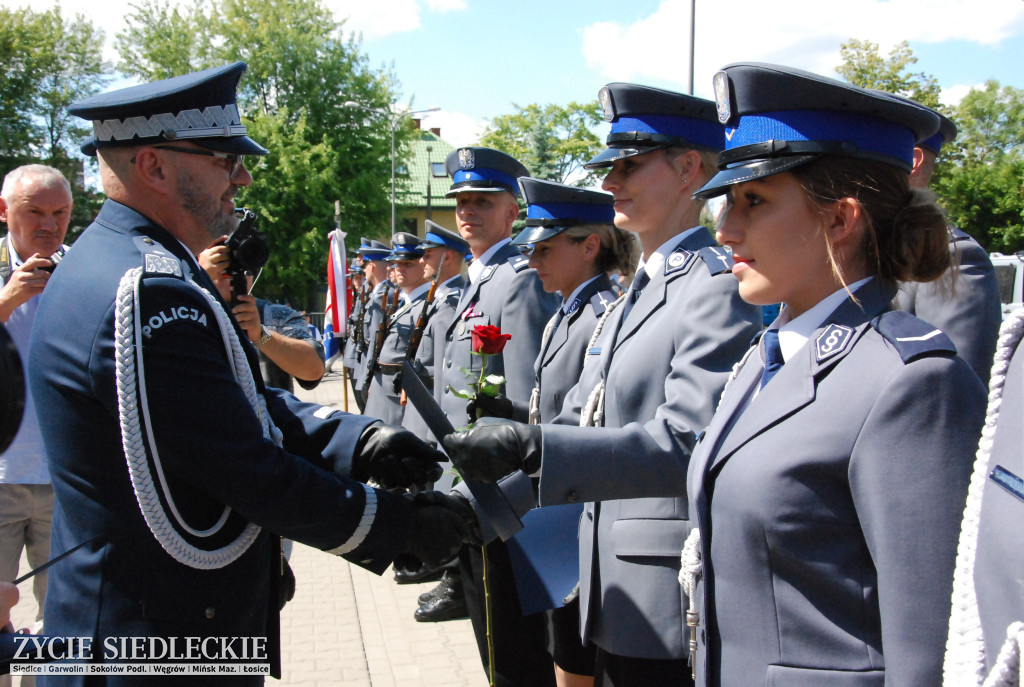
[471,325,511,355]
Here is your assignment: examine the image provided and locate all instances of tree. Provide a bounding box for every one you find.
[117,0,409,308]
[934,81,1024,253]
[836,39,941,107]
[478,102,605,186]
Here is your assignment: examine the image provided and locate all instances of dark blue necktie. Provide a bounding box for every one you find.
[760,329,784,389]
[620,269,650,322]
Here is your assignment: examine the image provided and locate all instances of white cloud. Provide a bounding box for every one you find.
[941,83,982,107]
[328,0,422,40]
[420,110,486,148]
[582,0,1024,98]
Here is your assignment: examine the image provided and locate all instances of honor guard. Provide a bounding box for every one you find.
[349,239,392,411]
[364,232,429,426]
[29,62,473,682]
[438,147,561,685]
[889,96,1002,386]
[682,63,987,686]
[443,83,761,686]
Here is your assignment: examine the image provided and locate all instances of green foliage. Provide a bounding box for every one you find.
[478,101,605,186]
[934,81,1024,253]
[0,6,109,236]
[117,0,409,308]
[836,39,941,107]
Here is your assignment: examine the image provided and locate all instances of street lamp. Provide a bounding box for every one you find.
[343,101,440,234]
[426,145,433,221]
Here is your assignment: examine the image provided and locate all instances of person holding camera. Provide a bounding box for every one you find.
[28,63,478,682]
[198,236,326,393]
[0,164,71,651]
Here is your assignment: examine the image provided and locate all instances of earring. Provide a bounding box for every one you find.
[681,177,689,186]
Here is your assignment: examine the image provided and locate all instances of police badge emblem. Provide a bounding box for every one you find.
[458,148,475,170]
[599,86,616,122]
[713,71,732,125]
[814,324,854,364]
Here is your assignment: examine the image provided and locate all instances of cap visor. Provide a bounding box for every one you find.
[444,185,510,199]
[512,226,564,245]
[692,155,819,200]
[584,144,666,170]
[198,136,269,156]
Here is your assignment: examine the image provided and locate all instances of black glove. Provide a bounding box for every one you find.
[466,393,516,423]
[396,491,477,570]
[441,417,542,483]
[353,422,444,490]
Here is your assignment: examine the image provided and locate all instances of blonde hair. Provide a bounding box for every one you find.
[563,222,640,276]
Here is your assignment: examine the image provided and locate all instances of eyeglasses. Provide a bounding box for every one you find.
[139,145,247,180]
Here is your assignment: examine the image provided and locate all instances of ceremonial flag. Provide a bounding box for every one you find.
[326,229,348,337]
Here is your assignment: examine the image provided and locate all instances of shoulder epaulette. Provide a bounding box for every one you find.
[508,254,531,272]
[696,246,735,276]
[133,236,185,279]
[871,310,957,363]
[590,289,616,317]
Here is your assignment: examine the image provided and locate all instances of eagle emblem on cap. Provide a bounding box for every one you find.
[598,87,615,122]
[458,148,475,170]
[713,71,732,125]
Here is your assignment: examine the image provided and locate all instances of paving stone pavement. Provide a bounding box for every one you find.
[10,366,490,686]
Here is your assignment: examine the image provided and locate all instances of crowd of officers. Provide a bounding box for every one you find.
[339,67,1020,687]
[7,56,1021,687]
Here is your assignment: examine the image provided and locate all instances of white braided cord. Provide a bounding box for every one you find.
[529,310,562,425]
[579,293,626,428]
[981,623,1024,687]
[679,527,702,599]
[944,308,1024,686]
[115,267,264,569]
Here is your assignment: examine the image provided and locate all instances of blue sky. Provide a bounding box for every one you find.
[10,0,1024,146]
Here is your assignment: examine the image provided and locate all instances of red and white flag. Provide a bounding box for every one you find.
[326,229,348,337]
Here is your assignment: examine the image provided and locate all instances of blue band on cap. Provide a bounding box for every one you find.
[361,250,390,261]
[611,115,723,150]
[725,111,917,167]
[920,132,944,155]
[526,202,614,224]
[423,232,460,250]
[452,168,519,194]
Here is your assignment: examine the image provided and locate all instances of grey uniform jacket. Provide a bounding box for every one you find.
[364,290,429,426]
[402,276,464,444]
[538,227,760,661]
[342,283,370,371]
[688,278,986,687]
[353,282,393,392]
[439,242,558,426]
[895,227,1001,386]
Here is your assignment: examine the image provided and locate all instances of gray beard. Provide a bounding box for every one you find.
[177,169,238,241]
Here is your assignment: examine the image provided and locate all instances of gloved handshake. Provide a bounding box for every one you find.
[397,491,481,570]
[351,422,445,490]
[441,417,542,483]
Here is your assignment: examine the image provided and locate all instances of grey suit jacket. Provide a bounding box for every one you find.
[401,276,465,445]
[895,228,1001,386]
[538,227,761,661]
[439,242,559,427]
[352,281,392,392]
[971,311,1024,675]
[688,278,986,687]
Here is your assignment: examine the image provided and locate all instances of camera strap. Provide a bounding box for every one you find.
[0,237,12,283]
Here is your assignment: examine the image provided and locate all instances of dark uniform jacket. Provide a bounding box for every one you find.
[539,227,760,661]
[688,278,986,687]
[28,201,415,684]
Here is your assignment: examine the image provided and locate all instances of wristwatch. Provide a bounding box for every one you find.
[252,326,272,349]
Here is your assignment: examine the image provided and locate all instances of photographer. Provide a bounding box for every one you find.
[199,232,326,393]
[0,164,71,651]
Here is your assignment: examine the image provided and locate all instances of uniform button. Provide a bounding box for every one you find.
[586,510,593,520]
[566,491,579,503]
[443,386,450,394]
[205,607,215,619]
[446,360,452,368]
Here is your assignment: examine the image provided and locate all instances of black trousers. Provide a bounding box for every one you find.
[458,541,555,687]
[593,647,693,687]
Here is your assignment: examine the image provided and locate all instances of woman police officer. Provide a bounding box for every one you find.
[683,63,987,686]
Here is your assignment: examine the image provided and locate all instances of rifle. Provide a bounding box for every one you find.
[396,251,447,400]
[353,283,370,361]
[363,283,399,390]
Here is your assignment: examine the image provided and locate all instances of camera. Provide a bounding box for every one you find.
[0,322,25,454]
[38,252,62,274]
[225,208,269,277]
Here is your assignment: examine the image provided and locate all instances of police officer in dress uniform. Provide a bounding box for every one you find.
[351,240,392,411]
[364,232,429,426]
[27,63,474,685]
[891,99,1002,386]
[944,309,1024,687]
[682,63,987,687]
[444,85,761,687]
[438,147,561,686]
[341,246,369,392]
[400,221,472,622]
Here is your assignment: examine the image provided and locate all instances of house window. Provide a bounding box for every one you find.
[431,162,446,177]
